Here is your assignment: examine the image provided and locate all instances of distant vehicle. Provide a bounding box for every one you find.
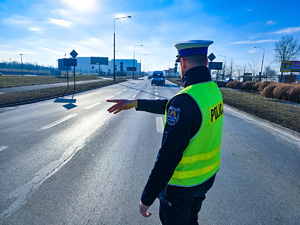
[151,71,165,85]
[148,75,152,79]
[0,72,2,76]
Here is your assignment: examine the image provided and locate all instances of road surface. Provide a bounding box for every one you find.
[0,78,299,224]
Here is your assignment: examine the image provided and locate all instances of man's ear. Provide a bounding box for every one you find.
[181,57,187,69]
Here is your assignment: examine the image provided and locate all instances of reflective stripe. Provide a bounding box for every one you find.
[172,158,220,179]
[179,143,221,164]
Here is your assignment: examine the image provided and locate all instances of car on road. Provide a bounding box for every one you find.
[151,71,165,85]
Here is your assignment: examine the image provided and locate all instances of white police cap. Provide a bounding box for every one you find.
[174,40,213,62]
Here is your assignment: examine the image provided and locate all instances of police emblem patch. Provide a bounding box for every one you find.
[167,106,181,125]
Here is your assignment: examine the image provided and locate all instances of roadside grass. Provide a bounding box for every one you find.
[0,75,102,88]
[167,78,300,133]
[0,79,125,107]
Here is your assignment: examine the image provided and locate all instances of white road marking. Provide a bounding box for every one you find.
[105,96,114,100]
[41,114,77,130]
[156,117,164,133]
[123,88,127,91]
[116,91,123,95]
[85,102,101,109]
[155,91,158,95]
[0,146,8,152]
[132,91,139,99]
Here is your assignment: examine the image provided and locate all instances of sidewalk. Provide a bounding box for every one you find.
[0,79,112,94]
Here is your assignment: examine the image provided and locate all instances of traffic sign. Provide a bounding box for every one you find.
[70,49,78,59]
[208,53,216,62]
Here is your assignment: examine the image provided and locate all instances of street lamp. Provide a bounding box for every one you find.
[219,55,226,81]
[113,15,131,82]
[133,44,143,79]
[20,54,23,76]
[254,46,265,81]
[9,58,12,74]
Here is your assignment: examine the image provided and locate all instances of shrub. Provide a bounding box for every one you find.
[242,81,256,90]
[262,82,280,98]
[226,80,243,89]
[287,84,300,103]
[253,82,261,91]
[273,84,292,100]
[259,81,272,92]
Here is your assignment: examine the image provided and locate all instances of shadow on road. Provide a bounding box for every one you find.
[54,87,77,110]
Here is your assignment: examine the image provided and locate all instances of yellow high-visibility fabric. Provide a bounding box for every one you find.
[165,81,223,187]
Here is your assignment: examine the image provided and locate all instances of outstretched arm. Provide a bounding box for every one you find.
[107,99,137,114]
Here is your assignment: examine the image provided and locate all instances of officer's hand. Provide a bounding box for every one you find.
[106,99,137,114]
[139,201,152,218]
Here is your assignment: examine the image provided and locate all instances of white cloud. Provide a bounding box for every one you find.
[249,49,256,54]
[29,27,41,32]
[232,39,278,44]
[266,20,275,25]
[3,15,31,25]
[49,18,73,27]
[273,26,300,34]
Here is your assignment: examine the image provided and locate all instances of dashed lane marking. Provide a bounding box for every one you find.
[85,102,101,110]
[40,114,77,130]
[156,117,164,133]
[0,146,8,152]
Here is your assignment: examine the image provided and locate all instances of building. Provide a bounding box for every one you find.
[73,57,141,75]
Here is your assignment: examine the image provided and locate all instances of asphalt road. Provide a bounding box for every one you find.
[0,78,299,224]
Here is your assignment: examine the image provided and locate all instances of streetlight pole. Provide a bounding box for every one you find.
[254,46,265,81]
[9,58,12,74]
[114,16,131,82]
[20,54,23,76]
[133,44,143,79]
[219,55,226,81]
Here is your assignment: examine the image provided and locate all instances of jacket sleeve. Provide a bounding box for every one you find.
[140,94,201,206]
[136,99,168,115]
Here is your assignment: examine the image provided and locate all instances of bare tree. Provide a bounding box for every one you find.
[264,66,276,81]
[248,61,259,81]
[274,35,300,82]
[235,64,242,81]
[227,58,234,79]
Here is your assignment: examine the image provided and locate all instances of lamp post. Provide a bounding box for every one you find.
[139,54,147,77]
[254,46,265,81]
[133,44,143,79]
[9,58,12,74]
[219,55,226,81]
[20,54,23,76]
[113,16,131,82]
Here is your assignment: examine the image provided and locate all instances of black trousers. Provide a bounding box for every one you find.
[159,175,215,225]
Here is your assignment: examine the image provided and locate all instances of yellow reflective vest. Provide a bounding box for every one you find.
[164,81,223,187]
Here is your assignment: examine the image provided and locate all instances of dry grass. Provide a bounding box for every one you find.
[0,75,102,88]
[0,79,125,106]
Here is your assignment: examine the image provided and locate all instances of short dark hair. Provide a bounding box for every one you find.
[182,54,207,66]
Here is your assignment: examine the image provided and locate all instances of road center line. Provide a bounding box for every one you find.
[41,114,77,130]
[85,102,101,109]
[0,146,8,152]
[156,117,164,133]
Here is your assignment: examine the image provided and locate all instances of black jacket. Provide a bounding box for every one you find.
[137,66,212,206]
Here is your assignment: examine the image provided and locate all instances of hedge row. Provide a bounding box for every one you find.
[226,80,300,103]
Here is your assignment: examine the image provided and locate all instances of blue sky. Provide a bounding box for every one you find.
[0,0,300,72]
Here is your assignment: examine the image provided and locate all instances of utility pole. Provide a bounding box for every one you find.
[20,54,23,76]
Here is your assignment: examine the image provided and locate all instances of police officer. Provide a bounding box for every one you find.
[107,40,224,225]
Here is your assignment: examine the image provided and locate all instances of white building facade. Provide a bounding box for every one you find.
[75,57,141,75]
